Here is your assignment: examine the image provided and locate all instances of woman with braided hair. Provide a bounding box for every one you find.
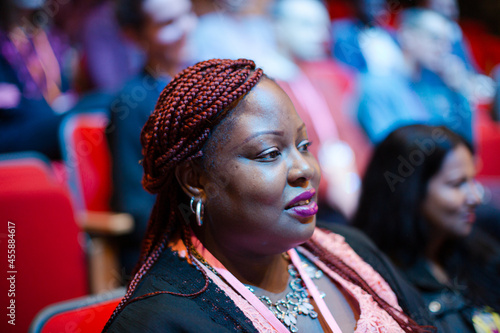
[103,58,436,332]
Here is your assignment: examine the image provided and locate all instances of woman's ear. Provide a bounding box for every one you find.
[175,159,206,199]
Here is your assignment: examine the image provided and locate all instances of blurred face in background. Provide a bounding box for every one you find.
[425,0,459,21]
[401,11,453,73]
[422,145,482,239]
[140,0,196,69]
[275,0,331,61]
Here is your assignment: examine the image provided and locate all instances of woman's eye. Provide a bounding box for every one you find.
[297,140,312,152]
[450,178,466,188]
[257,148,281,161]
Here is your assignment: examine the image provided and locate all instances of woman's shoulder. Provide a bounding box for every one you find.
[106,247,259,333]
[107,291,244,333]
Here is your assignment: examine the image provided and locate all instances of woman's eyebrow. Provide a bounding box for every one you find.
[241,130,284,145]
[230,124,305,152]
[229,130,284,152]
[297,123,306,133]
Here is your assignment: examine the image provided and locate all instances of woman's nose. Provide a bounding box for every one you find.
[466,180,483,206]
[288,149,316,185]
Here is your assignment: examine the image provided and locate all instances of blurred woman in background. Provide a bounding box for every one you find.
[353,124,500,333]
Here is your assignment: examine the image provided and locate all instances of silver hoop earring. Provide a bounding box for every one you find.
[190,197,196,214]
[195,199,203,227]
[190,197,204,226]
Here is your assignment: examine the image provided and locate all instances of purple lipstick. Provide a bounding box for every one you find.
[286,189,318,219]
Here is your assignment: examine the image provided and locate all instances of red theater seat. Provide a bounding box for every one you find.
[29,288,125,333]
[0,153,88,333]
[476,108,500,177]
[60,112,113,212]
[59,112,133,292]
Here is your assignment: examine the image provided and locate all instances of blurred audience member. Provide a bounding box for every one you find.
[0,0,78,159]
[416,0,496,106]
[353,125,500,333]
[400,9,474,142]
[273,0,363,220]
[81,0,145,93]
[189,0,297,80]
[108,0,196,277]
[418,0,474,71]
[274,0,330,63]
[331,0,406,76]
[357,9,474,144]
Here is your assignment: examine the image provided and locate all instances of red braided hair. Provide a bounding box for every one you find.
[102,59,263,332]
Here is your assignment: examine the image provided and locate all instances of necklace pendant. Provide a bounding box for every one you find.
[297,301,314,315]
[283,312,297,327]
[309,310,318,319]
[248,262,325,333]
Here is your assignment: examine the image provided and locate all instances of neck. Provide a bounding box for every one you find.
[424,228,448,266]
[194,227,290,293]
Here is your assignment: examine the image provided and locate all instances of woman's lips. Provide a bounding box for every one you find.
[288,201,319,218]
[465,211,476,224]
[286,189,316,209]
[285,189,318,219]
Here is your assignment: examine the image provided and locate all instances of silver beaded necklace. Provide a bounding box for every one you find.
[246,263,324,333]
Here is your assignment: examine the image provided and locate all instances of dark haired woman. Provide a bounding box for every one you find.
[103,59,436,332]
[353,125,500,333]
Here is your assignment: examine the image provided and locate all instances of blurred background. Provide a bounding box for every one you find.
[1,0,500,332]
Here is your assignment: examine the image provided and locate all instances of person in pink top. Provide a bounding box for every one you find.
[103,58,436,333]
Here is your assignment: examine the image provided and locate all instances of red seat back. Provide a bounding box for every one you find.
[476,117,500,177]
[60,112,112,212]
[0,154,88,333]
[29,288,124,333]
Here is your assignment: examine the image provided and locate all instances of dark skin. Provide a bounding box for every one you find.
[175,78,321,293]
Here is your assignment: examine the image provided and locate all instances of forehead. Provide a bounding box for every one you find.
[207,78,302,147]
[418,13,453,39]
[434,145,474,179]
[277,0,330,23]
[143,0,191,22]
[233,79,301,130]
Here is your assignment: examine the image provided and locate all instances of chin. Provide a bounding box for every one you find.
[295,218,317,244]
[451,226,473,239]
[461,225,474,237]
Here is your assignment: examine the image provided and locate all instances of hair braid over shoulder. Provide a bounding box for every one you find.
[303,232,436,333]
[102,59,263,332]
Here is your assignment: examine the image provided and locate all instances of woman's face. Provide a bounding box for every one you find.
[422,145,482,238]
[141,0,196,66]
[200,78,321,257]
